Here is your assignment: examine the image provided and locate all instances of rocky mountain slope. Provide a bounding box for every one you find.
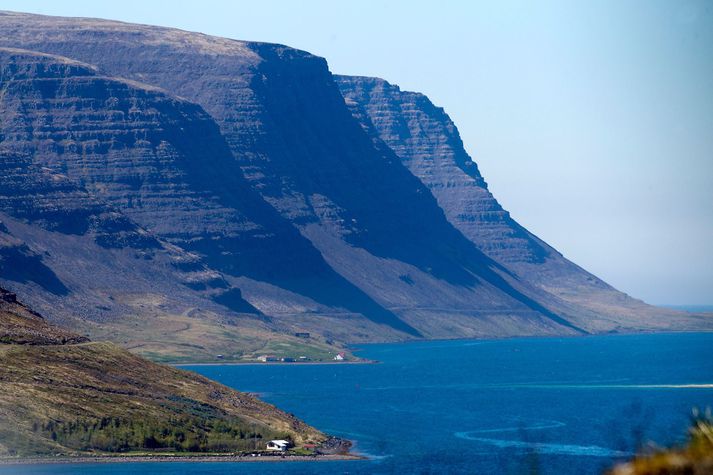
[0,46,372,359]
[0,287,327,456]
[0,287,88,345]
[0,11,708,358]
[336,75,701,331]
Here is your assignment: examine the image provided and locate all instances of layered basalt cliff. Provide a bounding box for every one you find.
[0,48,354,358]
[0,11,708,354]
[335,75,546,265]
[336,75,693,330]
[0,46,421,341]
[0,48,262,317]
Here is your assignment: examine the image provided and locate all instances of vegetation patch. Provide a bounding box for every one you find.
[0,342,324,456]
[610,409,713,474]
[37,416,289,453]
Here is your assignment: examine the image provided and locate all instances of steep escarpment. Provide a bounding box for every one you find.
[0,11,605,339]
[336,75,710,331]
[335,75,546,265]
[0,42,418,340]
[0,289,327,457]
[0,11,708,344]
[0,48,352,359]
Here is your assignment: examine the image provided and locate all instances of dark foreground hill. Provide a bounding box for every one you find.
[0,11,709,361]
[0,287,329,457]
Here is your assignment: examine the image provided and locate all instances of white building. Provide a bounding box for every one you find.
[266,439,290,451]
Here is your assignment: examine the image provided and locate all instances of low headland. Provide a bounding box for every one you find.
[0,287,356,464]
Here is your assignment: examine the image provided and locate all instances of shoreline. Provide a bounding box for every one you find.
[173,360,377,367]
[0,453,365,466]
[165,331,713,366]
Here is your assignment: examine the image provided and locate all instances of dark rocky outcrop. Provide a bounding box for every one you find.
[316,436,352,455]
[0,285,88,345]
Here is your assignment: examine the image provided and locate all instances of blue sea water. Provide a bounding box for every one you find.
[5,333,712,474]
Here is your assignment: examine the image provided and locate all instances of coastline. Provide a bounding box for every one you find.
[173,360,377,367]
[0,453,365,466]
[167,330,713,366]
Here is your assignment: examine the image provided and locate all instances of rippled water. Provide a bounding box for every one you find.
[6,332,713,474]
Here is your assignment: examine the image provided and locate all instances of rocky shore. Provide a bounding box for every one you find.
[0,452,364,465]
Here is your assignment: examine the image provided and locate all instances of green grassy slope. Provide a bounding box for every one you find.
[0,288,328,457]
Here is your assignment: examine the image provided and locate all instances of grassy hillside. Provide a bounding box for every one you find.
[77,296,349,364]
[0,289,330,457]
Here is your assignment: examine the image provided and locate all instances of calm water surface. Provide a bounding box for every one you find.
[5,333,712,474]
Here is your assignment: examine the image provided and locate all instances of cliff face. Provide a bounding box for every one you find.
[335,75,695,330]
[0,12,592,340]
[0,45,423,341]
[335,75,546,265]
[0,11,708,350]
[0,48,360,359]
[0,48,258,318]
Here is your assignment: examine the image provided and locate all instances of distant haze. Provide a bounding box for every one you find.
[6,0,712,305]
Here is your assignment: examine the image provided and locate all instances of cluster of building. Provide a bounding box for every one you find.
[256,352,347,362]
[257,355,311,363]
[254,330,348,363]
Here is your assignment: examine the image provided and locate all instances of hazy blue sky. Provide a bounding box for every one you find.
[4,0,712,305]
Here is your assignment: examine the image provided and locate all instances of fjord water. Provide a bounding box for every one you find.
[9,333,713,474]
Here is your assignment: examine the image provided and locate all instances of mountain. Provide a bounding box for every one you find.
[0,47,349,361]
[335,75,706,332]
[0,287,328,457]
[0,11,708,359]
